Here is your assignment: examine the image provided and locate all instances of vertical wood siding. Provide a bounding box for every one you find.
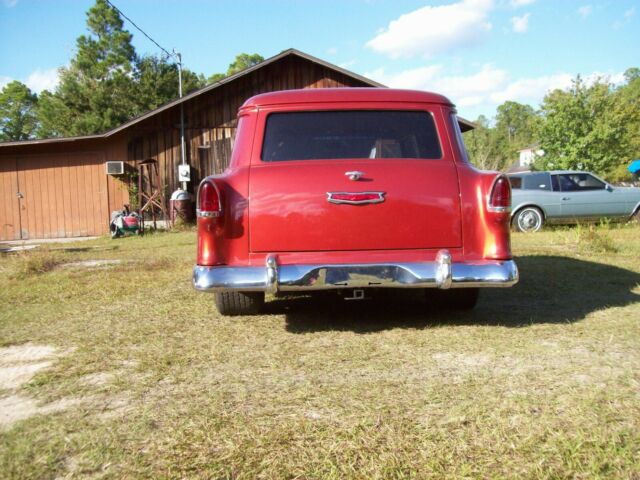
[0,153,108,240]
[0,157,20,240]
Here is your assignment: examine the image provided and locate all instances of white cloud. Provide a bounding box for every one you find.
[24,68,59,93]
[366,64,509,107]
[577,5,592,18]
[2,0,18,7]
[509,0,535,7]
[326,47,337,55]
[624,7,636,19]
[0,68,60,94]
[366,0,494,58]
[511,13,530,33]
[365,64,625,115]
[0,75,12,90]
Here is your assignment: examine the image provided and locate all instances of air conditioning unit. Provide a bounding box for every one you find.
[106,161,124,175]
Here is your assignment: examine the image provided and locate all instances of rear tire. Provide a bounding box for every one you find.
[215,291,265,316]
[513,207,544,233]
[426,288,479,310]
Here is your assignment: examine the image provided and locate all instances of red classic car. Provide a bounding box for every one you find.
[193,89,518,315]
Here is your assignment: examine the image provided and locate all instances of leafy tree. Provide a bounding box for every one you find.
[135,56,204,110]
[495,101,539,148]
[609,69,640,180]
[208,53,264,84]
[536,76,627,177]
[37,0,138,137]
[463,116,505,170]
[0,81,38,141]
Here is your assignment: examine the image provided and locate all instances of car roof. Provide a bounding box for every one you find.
[507,170,596,176]
[241,88,454,108]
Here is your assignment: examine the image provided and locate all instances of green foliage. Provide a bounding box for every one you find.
[463,102,539,171]
[207,53,264,84]
[135,56,204,110]
[34,1,206,138]
[463,116,507,170]
[37,0,138,137]
[463,71,640,181]
[536,76,628,177]
[0,81,38,141]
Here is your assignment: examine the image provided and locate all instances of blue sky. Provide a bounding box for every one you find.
[0,0,638,119]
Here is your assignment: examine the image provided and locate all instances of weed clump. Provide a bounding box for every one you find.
[15,250,62,277]
[575,225,618,253]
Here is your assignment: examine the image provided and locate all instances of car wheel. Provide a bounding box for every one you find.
[426,288,479,310]
[513,207,544,233]
[215,291,265,316]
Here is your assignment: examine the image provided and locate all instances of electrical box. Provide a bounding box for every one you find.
[106,161,124,175]
[178,164,191,182]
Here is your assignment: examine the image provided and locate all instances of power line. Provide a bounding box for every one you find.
[103,0,174,60]
[103,0,188,183]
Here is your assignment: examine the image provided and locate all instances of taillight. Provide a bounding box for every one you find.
[197,180,222,217]
[488,175,511,212]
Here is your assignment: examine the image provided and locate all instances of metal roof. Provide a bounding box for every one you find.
[0,48,474,148]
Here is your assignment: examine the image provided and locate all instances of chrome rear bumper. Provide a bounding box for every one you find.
[193,250,518,293]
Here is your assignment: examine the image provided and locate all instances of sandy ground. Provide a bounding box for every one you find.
[0,344,69,428]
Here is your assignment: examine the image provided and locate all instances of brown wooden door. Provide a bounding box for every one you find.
[0,157,22,241]
[16,153,109,239]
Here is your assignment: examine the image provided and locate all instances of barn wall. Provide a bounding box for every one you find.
[0,53,379,239]
[0,135,132,239]
[126,56,373,195]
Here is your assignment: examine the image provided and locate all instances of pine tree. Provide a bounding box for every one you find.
[37,0,137,137]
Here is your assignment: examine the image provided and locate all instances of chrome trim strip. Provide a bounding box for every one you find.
[196,209,222,218]
[193,253,519,293]
[326,191,386,205]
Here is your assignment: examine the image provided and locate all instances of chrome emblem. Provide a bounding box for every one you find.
[326,192,386,205]
[345,171,365,181]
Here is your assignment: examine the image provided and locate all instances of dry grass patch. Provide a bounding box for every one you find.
[0,228,639,478]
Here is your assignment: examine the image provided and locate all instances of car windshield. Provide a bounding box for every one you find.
[261,110,442,161]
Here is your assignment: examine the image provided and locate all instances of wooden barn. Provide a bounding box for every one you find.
[0,49,473,241]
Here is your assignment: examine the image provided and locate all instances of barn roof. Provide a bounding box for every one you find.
[0,48,474,148]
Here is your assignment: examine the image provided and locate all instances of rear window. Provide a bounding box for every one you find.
[261,110,442,161]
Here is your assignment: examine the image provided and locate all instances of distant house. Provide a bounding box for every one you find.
[516,144,544,168]
[0,48,474,241]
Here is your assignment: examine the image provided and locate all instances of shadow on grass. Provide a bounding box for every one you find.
[268,256,640,333]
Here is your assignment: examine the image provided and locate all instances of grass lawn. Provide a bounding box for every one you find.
[1,224,639,479]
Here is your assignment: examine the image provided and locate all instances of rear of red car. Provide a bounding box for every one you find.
[193,89,517,315]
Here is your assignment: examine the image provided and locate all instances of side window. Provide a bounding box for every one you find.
[551,175,560,192]
[508,176,522,189]
[558,174,579,191]
[522,172,551,191]
[559,173,605,191]
[573,173,605,190]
